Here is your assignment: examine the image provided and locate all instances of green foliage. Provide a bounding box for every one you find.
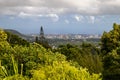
[102,49,120,80]
[0,29,102,80]
[101,23,120,55]
[0,57,28,80]
[3,74,28,80]
[57,43,103,74]
[0,60,8,78]
[101,23,120,80]
[0,29,12,54]
[5,31,29,46]
[11,55,18,75]
[35,36,51,49]
[0,29,7,41]
[31,61,101,80]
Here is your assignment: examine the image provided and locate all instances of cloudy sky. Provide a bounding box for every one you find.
[0,0,120,34]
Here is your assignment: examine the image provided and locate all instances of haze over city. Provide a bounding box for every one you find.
[0,0,120,34]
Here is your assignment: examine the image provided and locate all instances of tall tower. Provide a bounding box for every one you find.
[35,26,51,49]
[40,26,45,39]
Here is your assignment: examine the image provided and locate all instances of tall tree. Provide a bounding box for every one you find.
[101,23,120,55]
[101,23,120,80]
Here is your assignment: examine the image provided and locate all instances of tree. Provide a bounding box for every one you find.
[101,23,120,80]
[57,43,103,74]
[31,61,101,80]
[5,31,29,46]
[0,29,101,80]
[0,29,7,41]
[101,23,120,55]
[102,49,120,80]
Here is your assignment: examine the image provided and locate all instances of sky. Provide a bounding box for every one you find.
[0,0,120,34]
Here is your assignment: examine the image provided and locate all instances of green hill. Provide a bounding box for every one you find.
[4,29,34,41]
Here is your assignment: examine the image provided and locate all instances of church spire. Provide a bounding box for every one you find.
[35,26,51,49]
[40,26,45,39]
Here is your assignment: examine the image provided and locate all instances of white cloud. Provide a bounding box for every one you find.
[0,0,120,16]
[89,16,95,24]
[74,15,97,24]
[18,12,59,22]
[46,14,59,22]
[74,15,84,22]
[18,12,32,18]
[75,16,80,21]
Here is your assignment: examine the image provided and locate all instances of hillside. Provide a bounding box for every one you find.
[4,29,34,41]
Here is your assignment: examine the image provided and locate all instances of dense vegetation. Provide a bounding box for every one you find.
[55,43,102,74]
[5,31,30,46]
[0,29,101,80]
[47,38,100,47]
[1,23,120,80]
[101,23,120,80]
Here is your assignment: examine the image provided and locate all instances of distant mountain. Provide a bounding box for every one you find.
[4,29,25,37]
[4,29,34,41]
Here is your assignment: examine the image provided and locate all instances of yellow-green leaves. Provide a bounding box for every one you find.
[31,61,101,80]
[0,29,7,41]
[0,60,8,78]
[0,29,102,80]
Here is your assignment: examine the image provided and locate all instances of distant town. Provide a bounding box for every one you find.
[30,34,101,40]
[4,28,101,47]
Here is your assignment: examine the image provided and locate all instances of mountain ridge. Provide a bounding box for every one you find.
[4,29,34,41]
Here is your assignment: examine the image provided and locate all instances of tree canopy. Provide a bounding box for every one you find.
[101,23,120,80]
[0,29,101,80]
